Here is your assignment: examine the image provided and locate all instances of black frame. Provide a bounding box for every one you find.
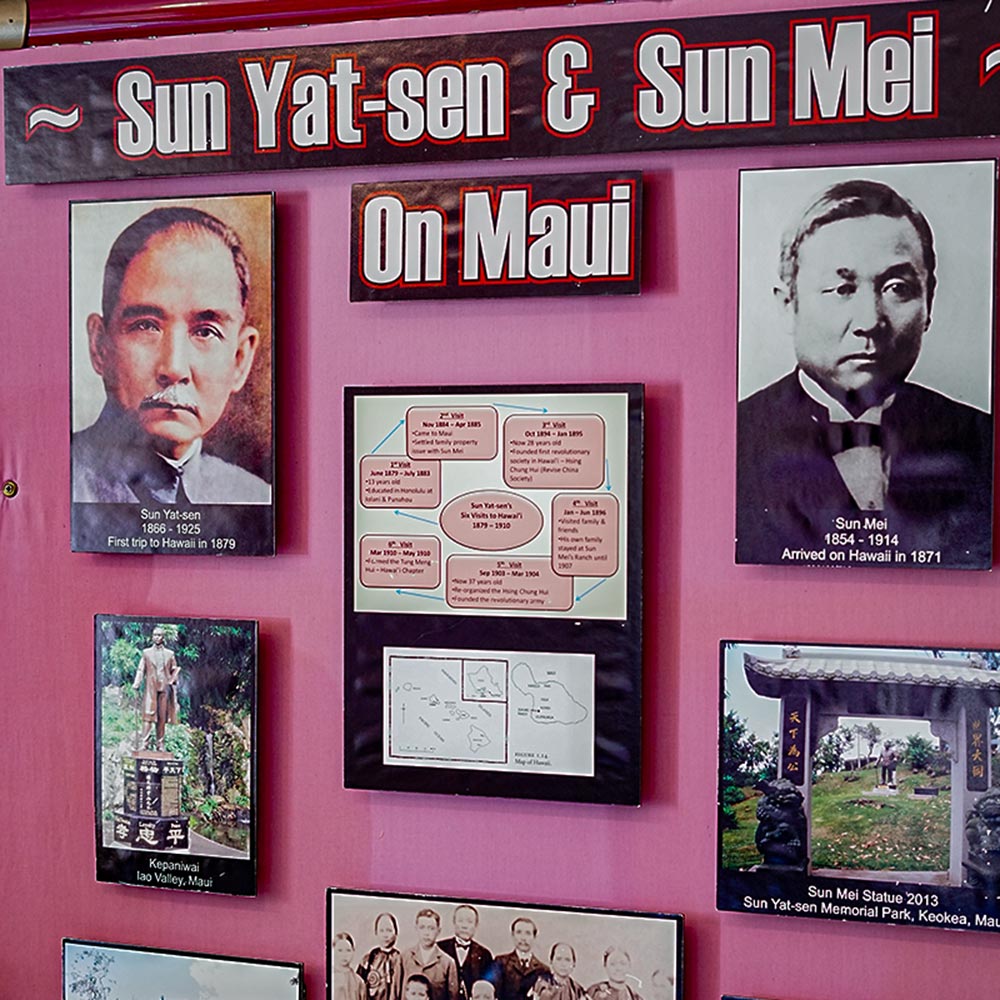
[327,887,682,1000]
[94,613,258,896]
[718,638,1000,933]
[69,191,276,556]
[62,938,303,998]
[344,383,643,804]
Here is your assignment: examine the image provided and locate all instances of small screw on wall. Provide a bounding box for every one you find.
[2,479,18,498]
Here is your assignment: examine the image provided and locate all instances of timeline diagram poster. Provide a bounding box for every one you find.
[344,384,643,804]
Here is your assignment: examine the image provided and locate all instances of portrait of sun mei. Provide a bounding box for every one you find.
[736,161,995,570]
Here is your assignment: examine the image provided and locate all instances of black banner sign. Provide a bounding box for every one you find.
[350,172,642,300]
[780,696,808,786]
[967,706,989,791]
[6,1,1000,184]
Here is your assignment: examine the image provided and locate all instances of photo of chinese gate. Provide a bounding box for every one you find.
[720,641,1000,888]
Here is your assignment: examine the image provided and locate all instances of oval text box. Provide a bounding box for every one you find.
[440,490,543,551]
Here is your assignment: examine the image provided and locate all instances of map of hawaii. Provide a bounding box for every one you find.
[510,662,588,725]
[467,664,503,698]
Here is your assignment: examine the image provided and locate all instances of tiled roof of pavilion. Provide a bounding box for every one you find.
[744,652,1000,689]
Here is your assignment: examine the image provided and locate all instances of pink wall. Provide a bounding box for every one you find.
[2,1,1000,997]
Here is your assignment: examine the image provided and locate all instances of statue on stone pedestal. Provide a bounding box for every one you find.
[965,788,1000,891]
[132,626,181,752]
[755,778,809,872]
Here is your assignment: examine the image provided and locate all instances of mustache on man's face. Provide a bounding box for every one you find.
[140,385,200,416]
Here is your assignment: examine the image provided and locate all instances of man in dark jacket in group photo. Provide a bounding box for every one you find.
[438,905,494,1000]
[487,917,549,1000]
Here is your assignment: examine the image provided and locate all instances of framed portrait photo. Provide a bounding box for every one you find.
[344,383,644,804]
[94,614,257,895]
[70,192,275,556]
[63,939,303,999]
[327,888,682,1000]
[719,639,1000,934]
[735,159,996,570]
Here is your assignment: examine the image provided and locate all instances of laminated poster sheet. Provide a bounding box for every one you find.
[94,614,258,896]
[344,384,643,804]
[719,639,1000,934]
[70,193,275,556]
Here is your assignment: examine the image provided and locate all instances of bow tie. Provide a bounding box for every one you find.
[823,420,882,454]
[824,421,888,510]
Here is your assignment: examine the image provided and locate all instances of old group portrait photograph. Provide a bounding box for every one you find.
[327,889,681,1000]
[735,159,995,569]
[718,640,1000,931]
[70,192,275,554]
[63,939,302,999]
[94,614,257,895]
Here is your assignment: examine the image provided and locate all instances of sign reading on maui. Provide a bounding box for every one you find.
[350,173,641,301]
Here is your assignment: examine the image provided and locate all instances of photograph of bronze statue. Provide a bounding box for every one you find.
[71,193,274,555]
[736,161,995,569]
[328,890,681,1000]
[132,625,181,752]
[95,614,258,895]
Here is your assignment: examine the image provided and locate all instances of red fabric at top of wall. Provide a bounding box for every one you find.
[23,0,607,45]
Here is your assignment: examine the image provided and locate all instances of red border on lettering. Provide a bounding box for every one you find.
[633,27,776,134]
[239,54,297,154]
[789,11,938,126]
[980,42,1000,86]
[541,35,600,138]
[286,53,367,152]
[113,65,231,161]
[287,67,336,153]
[24,103,82,140]
[363,57,510,147]
[357,189,448,290]
[457,178,637,287]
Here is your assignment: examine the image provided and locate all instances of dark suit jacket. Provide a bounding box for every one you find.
[487,952,549,1000]
[736,372,993,568]
[437,938,494,1000]
[73,401,271,504]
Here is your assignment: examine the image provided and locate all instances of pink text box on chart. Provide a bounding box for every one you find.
[359,456,441,508]
[551,493,620,577]
[446,555,574,611]
[440,490,543,551]
[503,414,605,489]
[406,406,498,460]
[360,535,441,588]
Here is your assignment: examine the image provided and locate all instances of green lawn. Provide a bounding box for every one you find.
[722,790,764,869]
[722,767,951,871]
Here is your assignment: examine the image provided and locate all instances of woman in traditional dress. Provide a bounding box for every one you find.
[358,912,405,1000]
[585,949,642,1000]
[547,944,585,1000]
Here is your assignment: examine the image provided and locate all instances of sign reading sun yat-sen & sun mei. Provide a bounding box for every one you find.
[8,2,1000,183]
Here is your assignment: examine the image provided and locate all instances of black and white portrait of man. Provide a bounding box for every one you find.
[736,160,995,570]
